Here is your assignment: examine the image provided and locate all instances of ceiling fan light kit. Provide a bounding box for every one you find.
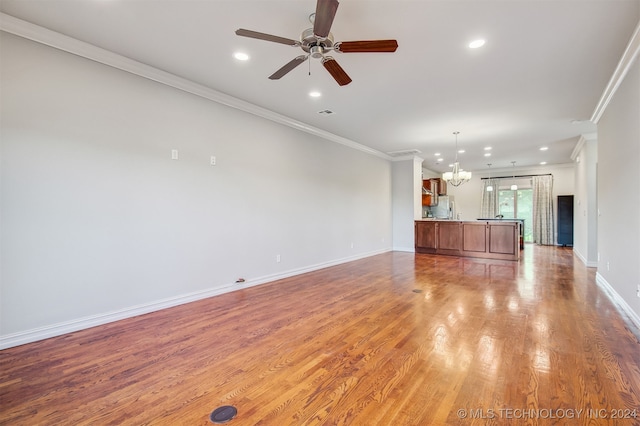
[235,0,398,86]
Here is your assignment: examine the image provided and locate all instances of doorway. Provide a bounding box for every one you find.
[499,188,533,242]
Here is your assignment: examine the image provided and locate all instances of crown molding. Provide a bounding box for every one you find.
[571,132,597,161]
[0,13,391,161]
[591,19,640,123]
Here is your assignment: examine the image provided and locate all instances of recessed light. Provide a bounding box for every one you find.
[458,149,465,154]
[309,91,322,98]
[484,146,492,151]
[448,163,454,167]
[434,153,441,156]
[484,153,491,157]
[233,52,249,61]
[540,146,548,151]
[540,161,547,165]
[469,39,486,49]
[437,158,444,162]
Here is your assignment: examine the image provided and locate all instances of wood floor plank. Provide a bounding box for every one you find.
[1,246,640,425]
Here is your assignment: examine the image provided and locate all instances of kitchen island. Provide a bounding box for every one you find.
[415,219,521,261]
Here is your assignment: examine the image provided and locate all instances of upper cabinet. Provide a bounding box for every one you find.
[422,180,432,206]
[422,180,436,206]
[422,178,447,206]
[436,178,447,195]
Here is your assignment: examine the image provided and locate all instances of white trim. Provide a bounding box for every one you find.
[393,246,416,252]
[591,19,640,123]
[391,155,425,163]
[573,248,597,268]
[595,272,640,333]
[570,133,597,161]
[0,13,391,161]
[0,248,392,350]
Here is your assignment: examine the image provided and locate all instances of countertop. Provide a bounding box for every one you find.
[416,218,522,223]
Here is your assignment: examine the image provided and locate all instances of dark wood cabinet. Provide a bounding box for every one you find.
[488,223,518,255]
[416,220,520,260]
[435,178,447,195]
[461,222,487,253]
[437,221,461,255]
[415,221,437,252]
[557,195,574,246]
[422,178,447,206]
[422,179,442,206]
[421,180,433,206]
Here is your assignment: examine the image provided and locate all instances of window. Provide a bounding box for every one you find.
[499,188,533,242]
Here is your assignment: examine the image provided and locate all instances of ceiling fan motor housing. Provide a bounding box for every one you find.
[301,27,334,57]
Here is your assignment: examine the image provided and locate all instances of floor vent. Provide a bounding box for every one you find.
[412,289,423,293]
[318,109,334,115]
[210,406,237,423]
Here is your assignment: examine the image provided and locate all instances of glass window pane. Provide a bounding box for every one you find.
[499,190,515,218]
[499,189,533,242]
[517,189,533,242]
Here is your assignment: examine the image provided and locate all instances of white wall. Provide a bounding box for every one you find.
[572,136,598,266]
[0,33,393,346]
[596,55,640,321]
[391,157,422,252]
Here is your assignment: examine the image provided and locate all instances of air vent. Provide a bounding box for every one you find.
[387,149,422,157]
[318,109,334,115]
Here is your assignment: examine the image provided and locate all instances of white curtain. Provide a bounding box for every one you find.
[532,175,554,245]
[480,179,499,218]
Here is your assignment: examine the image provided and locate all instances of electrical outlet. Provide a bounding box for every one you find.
[210,156,216,166]
[276,254,281,263]
[171,149,178,160]
[637,284,640,298]
[607,261,610,271]
[350,242,354,249]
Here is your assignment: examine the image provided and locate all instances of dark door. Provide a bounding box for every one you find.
[557,195,574,246]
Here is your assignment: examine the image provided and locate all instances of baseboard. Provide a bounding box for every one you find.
[595,272,640,334]
[0,248,392,350]
[393,246,415,253]
[573,248,598,268]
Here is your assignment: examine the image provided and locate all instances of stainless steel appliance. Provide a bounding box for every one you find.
[430,195,455,219]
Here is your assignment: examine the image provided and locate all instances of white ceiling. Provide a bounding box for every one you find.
[1,0,638,174]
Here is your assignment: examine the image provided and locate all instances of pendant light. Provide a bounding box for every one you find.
[442,131,472,186]
[486,163,493,192]
[510,161,518,191]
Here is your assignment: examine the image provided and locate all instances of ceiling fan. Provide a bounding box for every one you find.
[235,0,398,86]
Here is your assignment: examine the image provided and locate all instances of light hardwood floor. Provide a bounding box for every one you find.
[1,247,639,425]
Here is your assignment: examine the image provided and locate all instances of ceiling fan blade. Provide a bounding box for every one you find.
[336,40,399,53]
[269,55,308,80]
[322,57,352,86]
[313,0,339,38]
[235,28,299,46]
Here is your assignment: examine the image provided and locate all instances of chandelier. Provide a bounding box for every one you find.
[442,131,472,186]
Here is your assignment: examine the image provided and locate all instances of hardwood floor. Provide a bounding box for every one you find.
[1,246,639,425]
